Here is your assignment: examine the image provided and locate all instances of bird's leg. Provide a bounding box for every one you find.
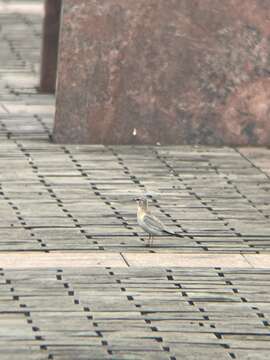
[150,235,153,247]
[147,234,151,247]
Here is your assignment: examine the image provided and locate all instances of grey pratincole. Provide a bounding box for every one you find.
[136,198,182,247]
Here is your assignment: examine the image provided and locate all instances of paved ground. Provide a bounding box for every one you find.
[0,1,270,359]
[1,267,270,360]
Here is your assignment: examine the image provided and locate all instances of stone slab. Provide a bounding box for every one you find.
[54,0,270,145]
[0,252,127,268]
[123,253,251,267]
[4,252,270,268]
[244,254,270,269]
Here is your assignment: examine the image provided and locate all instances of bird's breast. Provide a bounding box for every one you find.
[137,211,149,232]
[137,209,145,226]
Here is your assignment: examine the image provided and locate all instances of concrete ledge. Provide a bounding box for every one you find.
[0,252,127,268]
[244,254,270,268]
[123,253,252,268]
[1,252,270,269]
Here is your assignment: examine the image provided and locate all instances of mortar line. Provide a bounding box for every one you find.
[242,253,255,269]
[120,252,130,267]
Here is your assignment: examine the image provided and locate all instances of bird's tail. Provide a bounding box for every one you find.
[163,230,184,238]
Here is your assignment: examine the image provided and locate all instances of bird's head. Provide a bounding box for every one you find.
[135,197,148,211]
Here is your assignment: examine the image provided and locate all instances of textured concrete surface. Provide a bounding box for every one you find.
[124,253,251,268]
[1,267,270,360]
[54,0,270,145]
[0,252,127,268]
[3,252,270,268]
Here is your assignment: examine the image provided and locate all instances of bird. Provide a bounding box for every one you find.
[136,197,183,247]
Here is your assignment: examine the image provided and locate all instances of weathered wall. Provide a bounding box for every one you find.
[54,0,270,145]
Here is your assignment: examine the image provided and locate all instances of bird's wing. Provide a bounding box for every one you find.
[143,213,166,234]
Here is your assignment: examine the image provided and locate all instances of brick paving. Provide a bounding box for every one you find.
[1,267,270,360]
[0,1,270,359]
